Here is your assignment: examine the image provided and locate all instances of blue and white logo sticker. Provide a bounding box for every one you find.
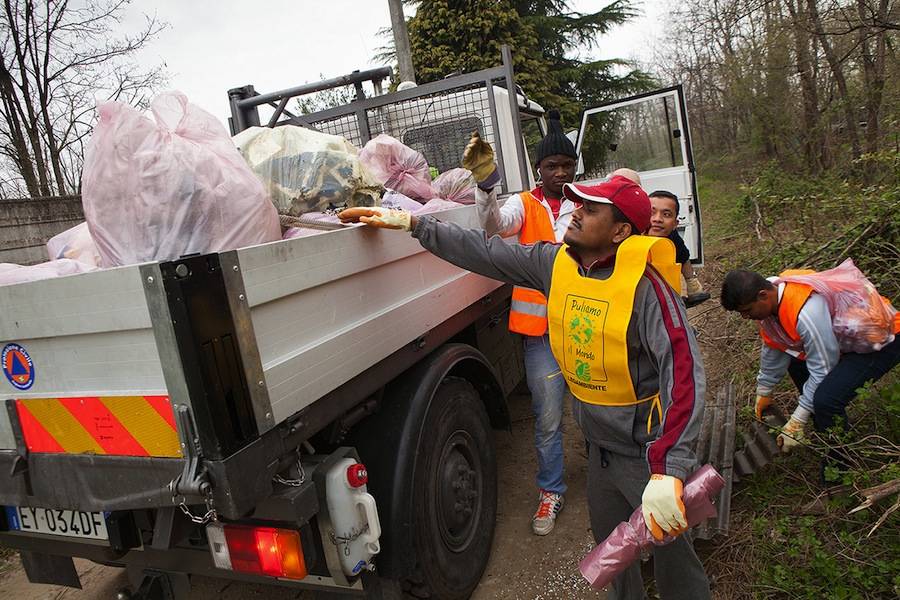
[2,343,35,390]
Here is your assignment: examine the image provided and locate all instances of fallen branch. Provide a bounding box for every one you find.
[848,478,900,515]
[867,497,900,538]
[752,197,763,241]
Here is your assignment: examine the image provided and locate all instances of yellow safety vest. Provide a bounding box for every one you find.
[547,236,680,429]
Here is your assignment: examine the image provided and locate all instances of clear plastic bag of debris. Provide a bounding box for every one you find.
[234,125,381,215]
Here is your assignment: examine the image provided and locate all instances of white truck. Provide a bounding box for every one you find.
[0,47,701,600]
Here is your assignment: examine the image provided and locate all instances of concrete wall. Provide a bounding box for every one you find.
[0,196,84,265]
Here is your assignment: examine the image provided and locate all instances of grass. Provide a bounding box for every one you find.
[690,151,900,599]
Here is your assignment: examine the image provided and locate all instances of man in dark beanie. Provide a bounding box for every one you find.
[460,109,578,535]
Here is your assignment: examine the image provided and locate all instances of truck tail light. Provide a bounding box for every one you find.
[206,523,306,580]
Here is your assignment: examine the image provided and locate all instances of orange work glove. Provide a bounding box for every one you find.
[641,474,688,541]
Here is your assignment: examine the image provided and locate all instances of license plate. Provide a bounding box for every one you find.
[5,506,109,540]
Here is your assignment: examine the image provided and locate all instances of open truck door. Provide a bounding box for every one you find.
[574,85,703,264]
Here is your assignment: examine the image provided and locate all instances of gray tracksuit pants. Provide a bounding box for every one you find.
[587,444,711,600]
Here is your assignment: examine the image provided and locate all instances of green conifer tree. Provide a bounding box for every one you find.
[406,0,654,126]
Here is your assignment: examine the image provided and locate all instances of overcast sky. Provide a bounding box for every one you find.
[123,1,666,129]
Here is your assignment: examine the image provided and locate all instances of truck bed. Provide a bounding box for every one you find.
[0,204,499,452]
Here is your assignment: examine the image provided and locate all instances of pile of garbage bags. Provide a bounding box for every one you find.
[358,134,476,205]
[1,92,478,286]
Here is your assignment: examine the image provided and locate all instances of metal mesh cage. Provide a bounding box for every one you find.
[364,86,496,174]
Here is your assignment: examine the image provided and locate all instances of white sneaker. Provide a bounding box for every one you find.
[532,490,564,536]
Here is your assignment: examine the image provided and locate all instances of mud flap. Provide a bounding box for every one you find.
[20,551,81,588]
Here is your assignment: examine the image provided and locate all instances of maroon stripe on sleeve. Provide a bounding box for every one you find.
[645,267,697,474]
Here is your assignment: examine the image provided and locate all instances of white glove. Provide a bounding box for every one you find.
[777,406,811,453]
[641,474,688,541]
[338,206,412,231]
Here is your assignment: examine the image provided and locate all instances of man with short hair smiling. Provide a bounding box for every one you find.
[340,160,711,599]
[648,190,709,307]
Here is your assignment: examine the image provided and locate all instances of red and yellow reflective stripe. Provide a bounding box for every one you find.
[15,396,182,458]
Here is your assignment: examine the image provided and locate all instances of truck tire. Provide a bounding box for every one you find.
[408,376,497,599]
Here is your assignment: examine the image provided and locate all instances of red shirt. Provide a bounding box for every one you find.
[533,186,562,220]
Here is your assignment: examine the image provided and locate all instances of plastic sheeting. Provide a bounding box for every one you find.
[82,92,281,267]
[0,259,98,287]
[579,465,725,591]
[765,259,897,354]
[432,168,476,204]
[46,222,101,267]
[234,125,380,215]
[359,134,435,201]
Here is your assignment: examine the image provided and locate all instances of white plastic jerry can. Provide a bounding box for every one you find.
[324,458,382,576]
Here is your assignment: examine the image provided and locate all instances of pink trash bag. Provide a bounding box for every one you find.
[416,198,464,214]
[81,92,281,267]
[46,222,101,267]
[0,259,98,287]
[432,168,476,204]
[359,134,435,201]
[767,259,897,354]
[579,465,725,591]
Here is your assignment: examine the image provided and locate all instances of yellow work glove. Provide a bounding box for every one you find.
[641,474,688,541]
[461,132,499,187]
[338,206,412,231]
[754,395,772,419]
[777,416,807,453]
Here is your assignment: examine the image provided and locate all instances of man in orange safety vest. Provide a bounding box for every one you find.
[462,110,578,536]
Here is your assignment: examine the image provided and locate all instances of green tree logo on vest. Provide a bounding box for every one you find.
[569,315,593,345]
[569,315,594,381]
[574,359,591,382]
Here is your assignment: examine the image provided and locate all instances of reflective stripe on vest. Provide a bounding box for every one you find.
[509,191,557,336]
[546,235,680,406]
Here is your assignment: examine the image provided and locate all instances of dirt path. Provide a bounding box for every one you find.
[0,389,604,599]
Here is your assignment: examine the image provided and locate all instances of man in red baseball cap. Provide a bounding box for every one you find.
[340,153,710,600]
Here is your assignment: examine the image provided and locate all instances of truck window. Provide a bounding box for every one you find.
[579,95,684,179]
[402,117,483,174]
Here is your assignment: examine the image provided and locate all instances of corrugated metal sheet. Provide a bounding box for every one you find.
[694,381,736,540]
[694,383,789,540]
[733,409,786,481]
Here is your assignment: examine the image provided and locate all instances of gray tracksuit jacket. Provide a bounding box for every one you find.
[412,215,706,480]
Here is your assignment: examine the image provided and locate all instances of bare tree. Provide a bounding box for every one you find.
[0,0,166,198]
[655,0,898,173]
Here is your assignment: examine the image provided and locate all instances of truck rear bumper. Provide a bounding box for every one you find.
[0,530,363,595]
[0,451,181,512]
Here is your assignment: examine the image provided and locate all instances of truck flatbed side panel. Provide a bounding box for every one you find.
[0,264,164,450]
[236,204,504,424]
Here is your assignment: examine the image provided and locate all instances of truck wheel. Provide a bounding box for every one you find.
[409,376,497,599]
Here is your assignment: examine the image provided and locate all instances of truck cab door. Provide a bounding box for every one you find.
[574,85,703,264]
